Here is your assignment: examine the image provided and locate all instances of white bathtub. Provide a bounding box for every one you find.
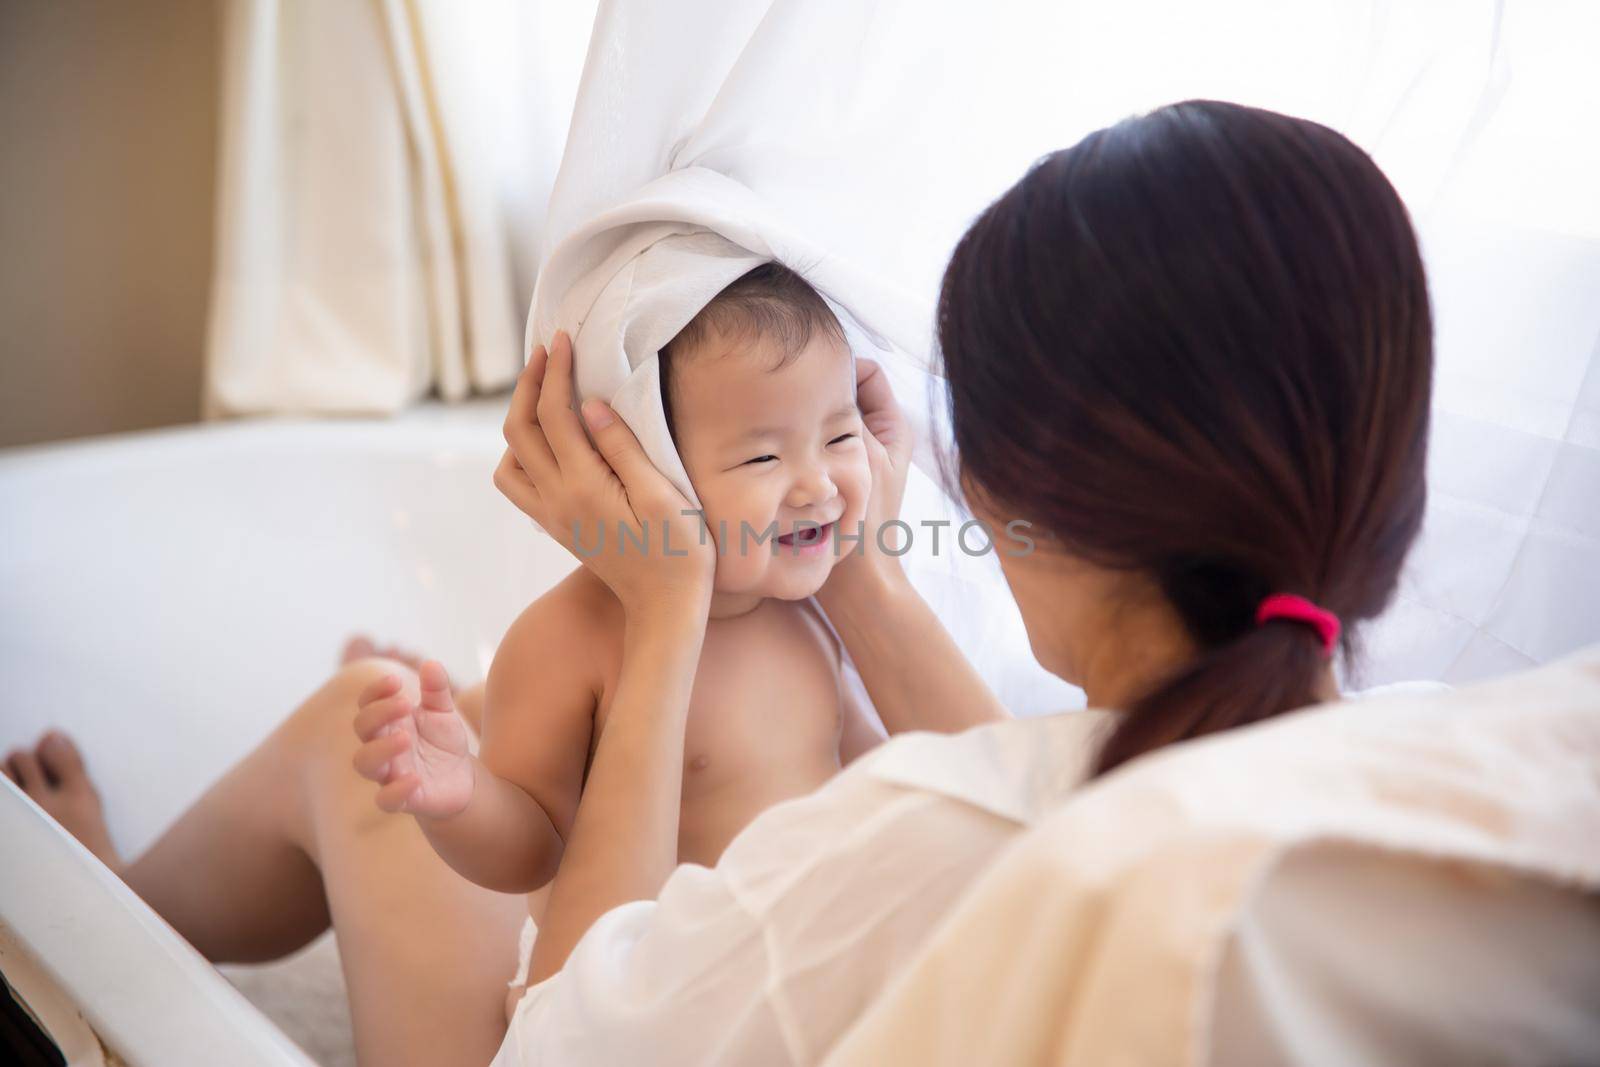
[0,397,1077,1064]
[0,398,580,1065]
[0,399,582,859]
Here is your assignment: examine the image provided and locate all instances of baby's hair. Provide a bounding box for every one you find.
[659,261,846,442]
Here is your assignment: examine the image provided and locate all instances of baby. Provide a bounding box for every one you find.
[353,263,887,1018]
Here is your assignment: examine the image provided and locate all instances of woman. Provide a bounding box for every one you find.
[6,100,1430,1065]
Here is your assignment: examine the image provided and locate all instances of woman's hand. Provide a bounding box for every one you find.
[821,356,915,603]
[494,331,715,625]
[497,344,713,986]
[814,358,1010,735]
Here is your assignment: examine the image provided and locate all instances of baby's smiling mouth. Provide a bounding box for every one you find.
[775,521,836,547]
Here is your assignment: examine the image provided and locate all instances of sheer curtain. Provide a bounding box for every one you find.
[953,0,1600,685]
[206,0,1598,687]
[534,0,1597,689]
[202,0,595,417]
[999,0,1599,686]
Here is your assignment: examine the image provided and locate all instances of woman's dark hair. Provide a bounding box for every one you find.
[937,100,1433,775]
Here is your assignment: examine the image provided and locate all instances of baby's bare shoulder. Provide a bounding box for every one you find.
[484,571,616,733]
[496,567,622,676]
[483,568,622,830]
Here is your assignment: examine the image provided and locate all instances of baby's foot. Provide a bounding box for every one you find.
[341,634,459,694]
[341,633,422,671]
[4,732,122,871]
[341,634,460,695]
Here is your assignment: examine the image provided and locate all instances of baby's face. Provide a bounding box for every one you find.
[670,327,871,601]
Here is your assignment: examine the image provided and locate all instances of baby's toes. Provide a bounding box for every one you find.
[38,732,92,796]
[6,748,46,794]
[341,634,379,665]
[18,733,119,869]
[377,644,427,672]
[4,749,26,788]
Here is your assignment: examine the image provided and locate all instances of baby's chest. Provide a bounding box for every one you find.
[587,603,846,788]
[681,622,844,778]
[691,643,844,767]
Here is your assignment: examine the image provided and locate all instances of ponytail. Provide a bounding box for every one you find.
[937,100,1432,775]
[1094,567,1344,774]
[1093,621,1330,775]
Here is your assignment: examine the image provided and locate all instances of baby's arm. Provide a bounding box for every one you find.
[352,580,600,893]
[457,580,602,889]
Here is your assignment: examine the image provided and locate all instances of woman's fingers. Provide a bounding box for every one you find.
[493,449,545,524]
[581,400,662,500]
[503,345,559,486]
[536,332,608,479]
[352,731,410,781]
[853,357,907,451]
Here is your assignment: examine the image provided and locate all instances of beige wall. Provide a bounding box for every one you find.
[0,0,217,449]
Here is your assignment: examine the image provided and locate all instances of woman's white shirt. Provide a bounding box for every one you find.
[488,710,1112,1067]
[488,652,1600,1065]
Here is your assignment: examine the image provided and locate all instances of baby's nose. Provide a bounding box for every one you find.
[785,466,837,508]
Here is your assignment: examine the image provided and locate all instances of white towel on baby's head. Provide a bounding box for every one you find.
[528,167,937,509]
[534,216,766,507]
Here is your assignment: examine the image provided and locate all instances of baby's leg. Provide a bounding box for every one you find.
[10,658,524,1067]
[296,662,524,1065]
[7,669,375,963]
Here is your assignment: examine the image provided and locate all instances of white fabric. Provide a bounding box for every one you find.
[525,0,1093,709]
[507,916,539,993]
[204,0,595,417]
[525,0,1007,487]
[1207,845,1600,1066]
[524,0,1082,714]
[538,225,767,505]
[490,647,1600,1066]
[528,168,937,507]
[203,0,1598,685]
[201,0,1597,683]
[522,0,1597,699]
[489,710,1111,1067]
[821,650,1600,1066]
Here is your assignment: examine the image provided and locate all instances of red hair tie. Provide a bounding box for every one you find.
[1255,594,1340,656]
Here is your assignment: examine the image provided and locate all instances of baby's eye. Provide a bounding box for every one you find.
[744,454,779,466]
[827,433,857,446]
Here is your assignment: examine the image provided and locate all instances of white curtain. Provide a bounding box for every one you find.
[203,0,595,417]
[205,0,1598,688]
[537,0,1598,690]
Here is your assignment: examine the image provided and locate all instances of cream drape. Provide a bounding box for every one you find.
[203,0,594,417]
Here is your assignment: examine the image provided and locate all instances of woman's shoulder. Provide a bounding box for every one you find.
[708,711,1116,913]
[847,710,1116,826]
